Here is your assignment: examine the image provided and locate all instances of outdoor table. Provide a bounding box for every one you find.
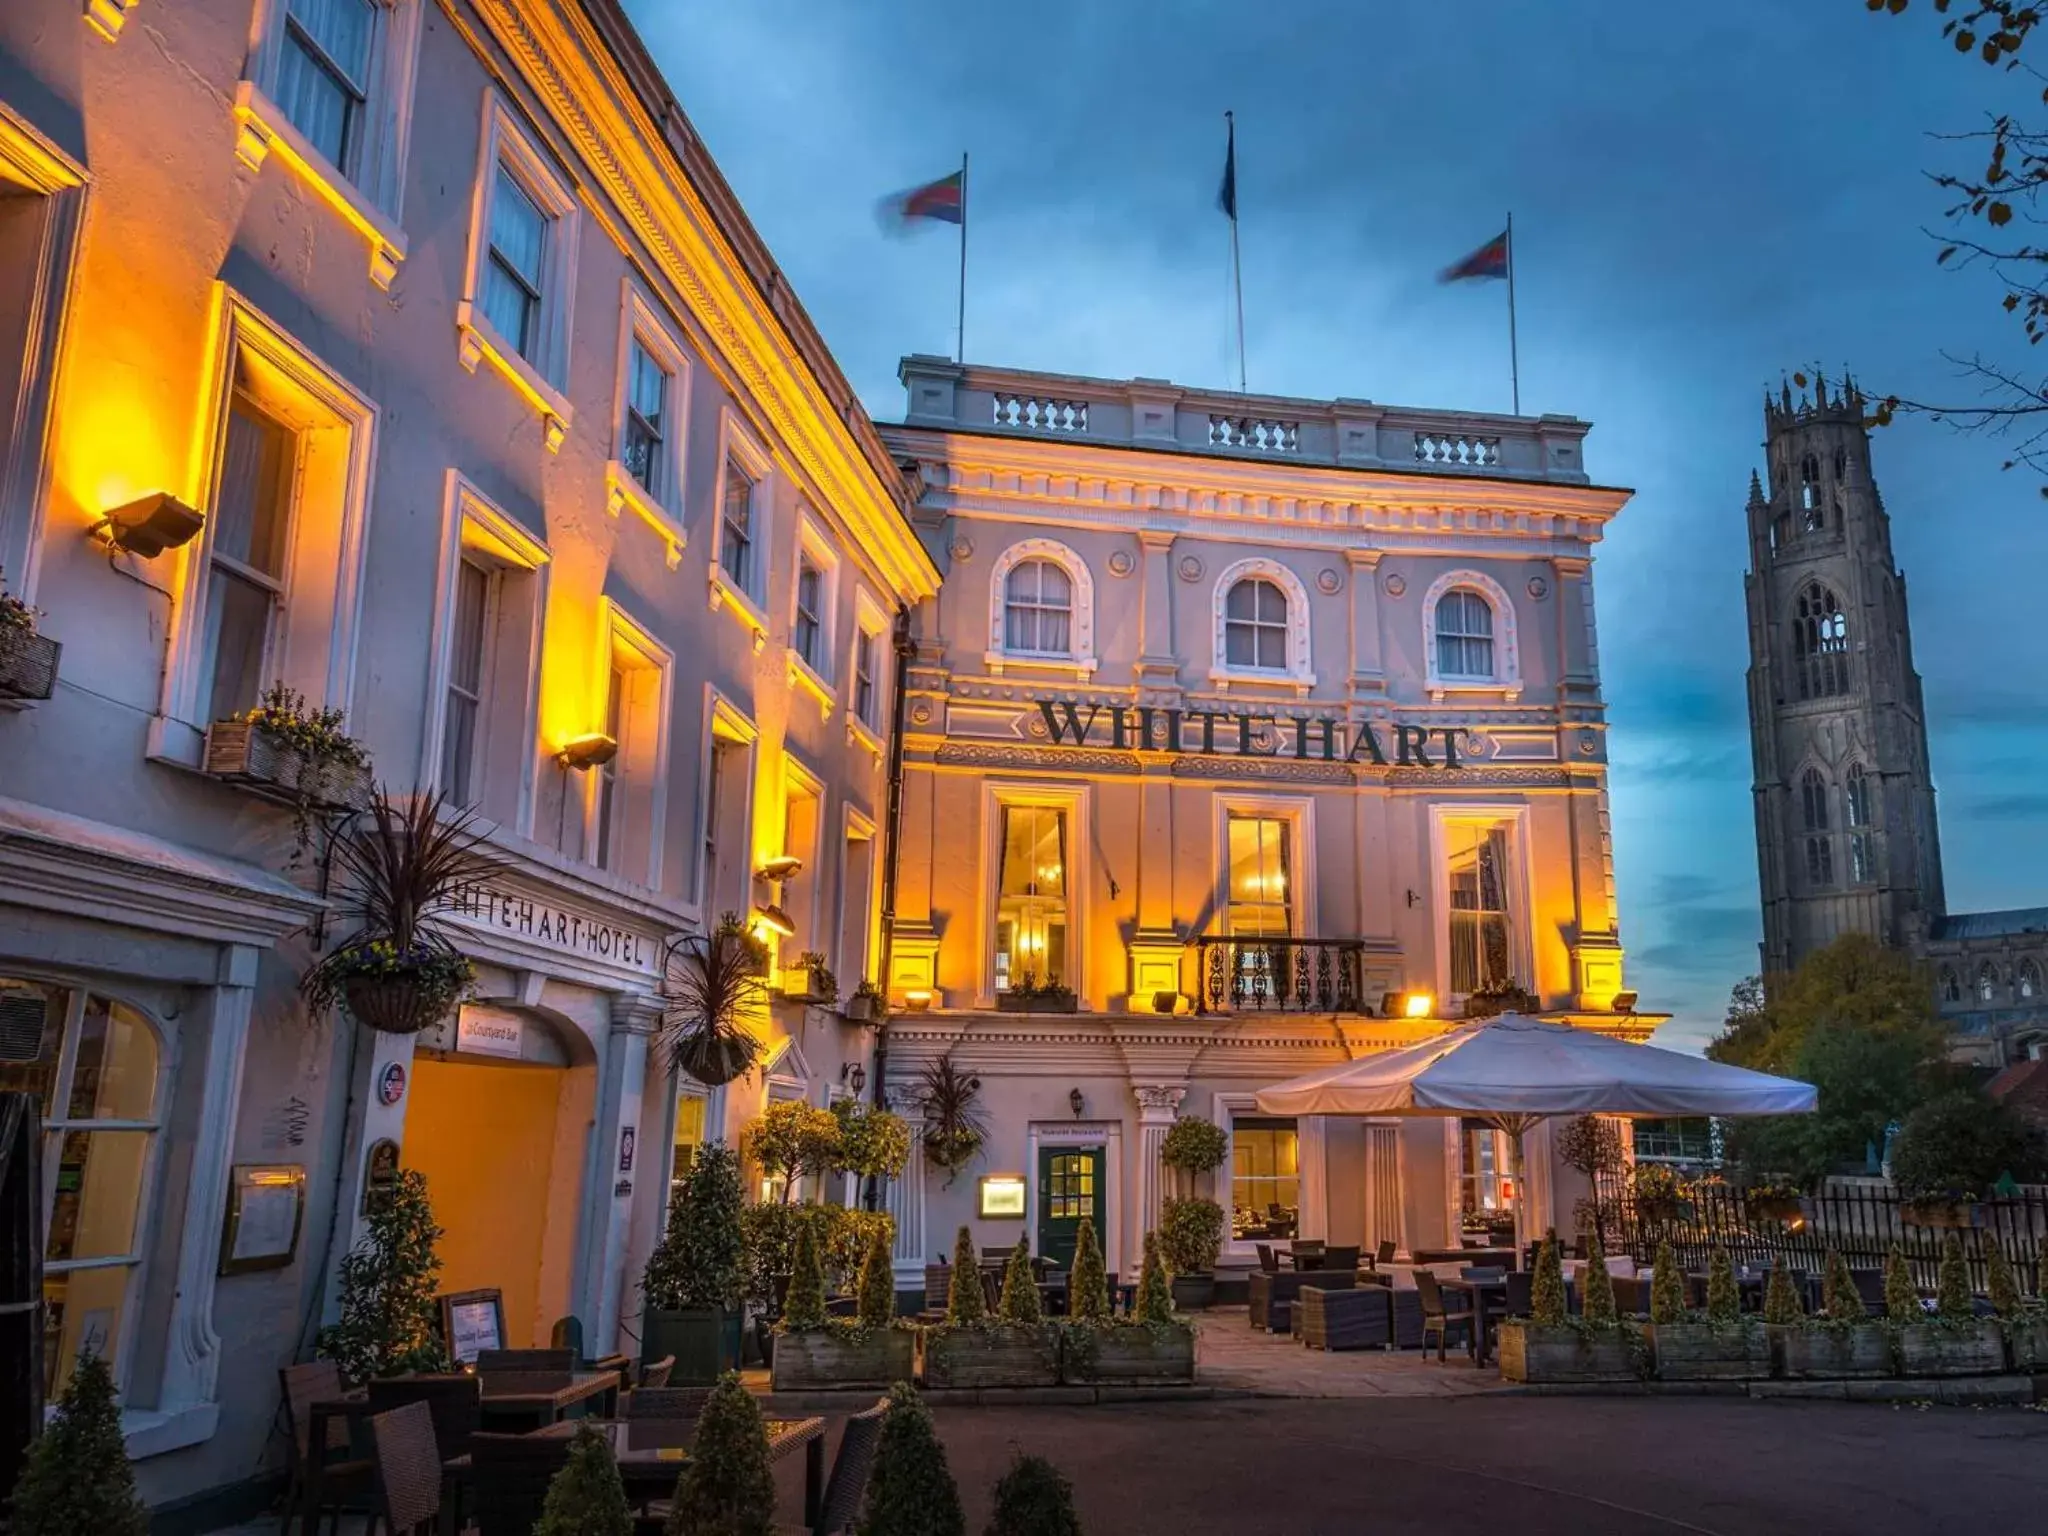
[477,1367,622,1431]
[295,1392,376,1536]
[1437,1275,1509,1368]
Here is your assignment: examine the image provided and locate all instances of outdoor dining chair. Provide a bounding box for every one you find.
[365,1400,443,1536]
[366,1374,480,1529]
[279,1359,374,1536]
[1375,1240,1398,1267]
[474,1348,574,1375]
[1414,1270,1476,1363]
[805,1397,888,1534]
[1324,1245,1361,1273]
[624,1385,714,1447]
[549,1315,585,1358]
[639,1355,675,1389]
[468,1430,574,1536]
[1255,1243,1280,1273]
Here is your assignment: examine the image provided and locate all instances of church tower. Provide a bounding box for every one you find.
[1744,375,1945,975]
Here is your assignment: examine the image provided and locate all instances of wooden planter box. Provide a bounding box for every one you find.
[643,1307,744,1384]
[2005,1316,2048,1371]
[1298,1285,1391,1351]
[844,995,882,1024]
[1897,1320,2007,1378]
[1058,1322,1194,1386]
[919,1323,1060,1389]
[203,720,371,810]
[770,1327,915,1391]
[1647,1321,1769,1382]
[1780,1323,1892,1380]
[1902,1199,1979,1230]
[995,992,1078,1014]
[1497,1321,1641,1384]
[0,626,59,701]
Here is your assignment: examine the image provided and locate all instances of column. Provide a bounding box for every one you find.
[1553,556,1598,692]
[1132,1084,1185,1245]
[1345,547,1385,700]
[1297,1115,1329,1242]
[887,1108,927,1284]
[587,996,655,1355]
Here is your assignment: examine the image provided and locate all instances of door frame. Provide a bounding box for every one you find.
[1026,1120,1123,1276]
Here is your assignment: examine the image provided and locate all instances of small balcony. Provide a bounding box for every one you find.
[1189,936,1373,1015]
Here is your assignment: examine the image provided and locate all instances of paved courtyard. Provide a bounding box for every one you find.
[1192,1307,1504,1396]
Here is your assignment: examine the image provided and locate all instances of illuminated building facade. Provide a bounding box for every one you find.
[0,0,933,1505]
[875,358,1663,1284]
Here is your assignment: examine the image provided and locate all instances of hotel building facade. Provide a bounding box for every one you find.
[875,359,1663,1284]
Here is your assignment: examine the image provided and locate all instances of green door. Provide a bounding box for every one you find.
[1035,1145,1104,1270]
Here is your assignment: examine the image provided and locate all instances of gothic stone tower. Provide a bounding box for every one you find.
[1744,376,1945,975]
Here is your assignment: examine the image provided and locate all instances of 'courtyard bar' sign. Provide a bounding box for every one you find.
[1036,700,1469,768]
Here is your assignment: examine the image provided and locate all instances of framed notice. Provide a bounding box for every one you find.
[978,1173,1027,1219]
[218,1164,307,1275]
[441,1288,505,1365]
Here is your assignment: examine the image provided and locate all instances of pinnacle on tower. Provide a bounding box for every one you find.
[1747,468,1766,508]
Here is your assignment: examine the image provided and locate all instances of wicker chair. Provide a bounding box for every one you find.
[468,1430,575,1536]
[624,1385,714,1449]
[810,1398,888,1534]
[1254,1243,1279,1274]
[366,1401,444,1536]
[550,1315,586,1358]
[366,1375,481,1530]
[279,1359,373,1536]
[639,1354,675,1389]
[1323,1245,1361,1274]
[1414,1270,1475,1362]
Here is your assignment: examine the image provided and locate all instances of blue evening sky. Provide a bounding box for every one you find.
[626,0,2048,1049]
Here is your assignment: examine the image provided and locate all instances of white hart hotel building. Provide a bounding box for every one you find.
[875,358,1664,1286]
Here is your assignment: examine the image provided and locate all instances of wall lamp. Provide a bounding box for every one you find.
[841,1062,868,1093]
[902,988,933,1013]
[1068,1087,1086,1120]
[557,733,618,771]
[1381,990,1435,1020]
[756,854,805,882]
[752,903,797,939]
[92,492,205,558]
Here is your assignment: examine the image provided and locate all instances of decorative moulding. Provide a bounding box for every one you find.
[707,567,769,651]
[84,0,140,41]
[230,82,408,290]
[1107,548,1136,578]
[454,300,571,452]
[605,459,685,569]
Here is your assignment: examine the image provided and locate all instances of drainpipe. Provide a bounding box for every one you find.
[870,604,917,1118]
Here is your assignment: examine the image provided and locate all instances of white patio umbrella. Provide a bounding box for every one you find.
[1253,1012,1817,1255]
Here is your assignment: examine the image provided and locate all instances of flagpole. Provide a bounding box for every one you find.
[1505,210,1521,415]
[956,152,969,364]
[1227,112,1246,394]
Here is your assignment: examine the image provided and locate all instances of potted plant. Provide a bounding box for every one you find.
[785,950,838,1005]
[8,1350,149,1536]
[921,1226,1060,1389]
[0,568,59,702]
[834,1098,912,1188]
[665,1373,775,1536]
[917,1056,987,1187]
[300,792,495,1036]
[1058,1224,1195,1386]
[1644,1243,1770,1381]
[996,972,1080,1015]
[1896,1233,2006,1376]
[860,1384,967,1536]
[1462,976,1539,1019]
[657,914,767,1088]
[1159,1196,1225,1311]
[745,1100,844,1206]
[1630,1163,1689,1228]
[845,977,887,1024]
[771,1220,915,1390]
[534,1421,631,1536]
[641,1143,746,1381]
[205,681,373,838]
[1743,1181,1805,1226]
[1783,1248,1893,1379]
[1988,1242,2048,1369]
[316,1168,452,1384]
[1498,1231,1645,1384]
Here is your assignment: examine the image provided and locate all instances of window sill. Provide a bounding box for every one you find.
[1208,667,1316,696]
[845,710,884,756]
[123,1402,219,1459]
[232,81,408,290]
[983,650,1098,678]
[788,652,836,721]
[455,302,573,452]
[708,566,769,651]
[605,460,686,569]
[1426,677,1523,703]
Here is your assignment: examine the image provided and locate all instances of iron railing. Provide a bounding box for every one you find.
[1189,937,1371,1014]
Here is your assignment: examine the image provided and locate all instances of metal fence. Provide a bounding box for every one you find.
[1189,937,1371,1014]
[1593,1175,2048,1294]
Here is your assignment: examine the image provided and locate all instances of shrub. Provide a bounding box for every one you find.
[1705,1248,1739,1326]
[1134,1230,1174,1324]
[318,1168,450,1384]
[738,1203,893,1310]
[1987,1241,2023,1317]
[1648,1240,1686,1324]
[1579,1231,1618,1326]
[834,1101,913,1183]
[1762,1254,1803,1326]
[1823,1249,1865,1322]
[1157,1196,1224,1276]
[1890,1088,2046,1200]
[666,1373,773,1536]
[9,1350,148,1536]
[1884,1245,1921,1322]
[1158,1115,1229,1176]
[1068,1219,1110,1322]
[646,1143,746,1313]
[537,1422,631,1536]
[999,1240,1043,1324]
[745,1101,844,1204]
[985,1454,1082,1536]
[860,1383,965,1536]
[1935,1232,1973,1319]
[1530,1232,1567,1326]
[782,1218,829,1331]
[947,1225,986,1325]
[858,1221,897,1328]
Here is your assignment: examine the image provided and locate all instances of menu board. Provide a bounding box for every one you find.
[443,1290,504,1365]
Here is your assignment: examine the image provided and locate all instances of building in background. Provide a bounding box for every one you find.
[875,358,1662,1284]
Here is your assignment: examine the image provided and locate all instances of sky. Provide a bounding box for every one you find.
[625,0,2048,1050]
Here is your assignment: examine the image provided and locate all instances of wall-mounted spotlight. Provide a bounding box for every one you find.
[902,988,934,1013]
[752,903,797,939]
[556,733,619,771]
[1611,991,1639,1014]
[92,492,205,558]
[1380,989,1435,1020]
[1068,1087,1086,1120]
[756,854,804,882]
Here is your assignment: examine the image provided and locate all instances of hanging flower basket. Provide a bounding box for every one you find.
[331,942,473,1035]
[669,1026,761,1088]
[0,624,59,701]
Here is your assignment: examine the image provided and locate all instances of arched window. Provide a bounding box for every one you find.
[1800,768,1829,832]
[1003,559,1073,656]
[1833,448,1847,480]
[1805,833,1833,887]
[1978,963,2001,1004]
[1224,577,1290,670]
[1435,589,1496,680]
[1800,455,1821,526]
[2019,960,2041,1001]
[1940,967,1962,1005]
[1793,583,1849,700]
[1845,764,1872,827]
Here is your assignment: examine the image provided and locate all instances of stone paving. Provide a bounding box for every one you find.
[1192,1306,1508,1397]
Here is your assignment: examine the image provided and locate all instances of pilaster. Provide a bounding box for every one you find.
[1345,547,1385,699]
[1134,529,1180,689]
[588,996,656,1353]
[1297,1115,1329,1242]
[1132,1084,1185,1245]
[888,1108,928,1282]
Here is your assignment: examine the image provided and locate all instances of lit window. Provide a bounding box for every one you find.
[670,1091,706,1202]
[1003,559,1073,656]
[794,560,823,669]
[1434,589,1496,680]
[482,166,548,360]
[275,0,376,172]
[1224,577,1288,670]
[1446,823,1513,995]
[0,979,161,1398]
[1460,1117,1516,1236]
[1226,816,1292,937]
[720,459,755,591]
[853,627,878,727]
[1794,583,1849,700]
[995,805,1067,991]
[439,557,492,808]
[200,394,295,725]
[1231,1116,1298,1241]
[622,337,667,498]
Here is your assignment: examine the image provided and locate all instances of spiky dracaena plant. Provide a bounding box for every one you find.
[1762,1254,1804,1326]
[1134,1230,1174,1324]
[1824,1250,1866,1322]
[1579,1230,1618,1327]
[1936,1232,1973,1319]
[859,1383,966,1536]
[946,1225,986,1326]
[1649,1240,1686,1325]
[536,1422,632,1536]
[1530,1232,1567,1326]
[657,919,766,1089]
[665,1373,773,1536]
[858,1221,896,1328]
[782,1216,829,1331]
[1987,1241,2023,1317]
[317,1168,450,1385]
[1067,1218,1110,1322]
[998,1239,1043,1324]
[1705,1248,1740,1326]
[9,1351,149,1536]
[985,1454,1083,1536]
[1885,1245,1921,1322]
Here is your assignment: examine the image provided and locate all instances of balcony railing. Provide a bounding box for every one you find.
[1190,936,1371,1014]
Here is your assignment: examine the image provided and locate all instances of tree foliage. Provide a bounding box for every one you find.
[1158,1197,1225,1276]
[1987,1240,2024,1314]
[1650,1240,1687,1324]
[1890,1087,2046,1196]
[781,1216,829,1331]
[858,1221,897,1329]
[946,1225,986,1326]
[1579,1230,1618,1326]
[1067,1218,1111,1322]
[1555,1115,1627,1179]
[1158,1115,1229,1175]
[1134,1231,1175,1324]
[1885,1245,1923,1322]
[859,1384,966,1536]
[1763,1254,1805,1326]
[318,1167,450,1385]
[9,1351,149,1536]
[645,1143,746,1313]
[537,1423,632,1536]
[744,1101,845,1203]
[1825,1249,1868,1322]
[1706,1247,1741,1326]
[1531,1232,1568,1326]
[985,1454,1083,1536]
[998,1240,1043,1324]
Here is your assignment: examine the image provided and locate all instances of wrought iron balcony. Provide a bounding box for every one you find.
[1190,936,1372,1015]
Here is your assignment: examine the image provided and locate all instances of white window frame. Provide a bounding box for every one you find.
[585,599,673,890]
[986,537,1096,676]
[1214,1091,1313,1262]
[605,281,692,569]
[978,780,1091,1008]
[1214,793,1317,940]
[456,91,579,452]
[836,804,880,991]
[1210,557,1314,692]
[151,285,376,769]
[846,587,889,754]
[1420,569,1521,700]
[418,472,550,832]
[776,751,827,977]
[787,509,840,720]
[1428,803,1536,1011]
[708,408,774,646]
[694,686,760,916]
[232,0,421,288]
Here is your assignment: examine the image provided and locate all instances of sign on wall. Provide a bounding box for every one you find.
[1030,700,1470,768]
[439,880,663,974]
[455,1004,525,1059]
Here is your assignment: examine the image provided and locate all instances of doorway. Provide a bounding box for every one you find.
[1034,1145,1103,1270]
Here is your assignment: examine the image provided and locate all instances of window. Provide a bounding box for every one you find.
[622,337,666,498]
[199,395,295,725]
[1794,583,1849,700]
[1231,1117,1298,1241]
[777,763,824,972]
[1004,560,1073,656]
[1434,589,1496,680]
[482,167,546,360]
[1979,964,2001,1004]
[1800,454,1821,526]
[0,979,161,1398]
[586,603,673,888]
[995,805,1068,992]
[275,0,375,173]
[1845,765,1873,827]
[1227,816,1292,937]
[1459,1118,1516,1236]
[2021,961,2042,1001]
[794,560,823,670]
[669,1091,706,1204]
[1806,835,1834,887]
[838,814,878,989]
[1940,967,1961,1005]
[720,458,755,591]
[439,557,491,807]
[853,628,878,727]
[1446,823,1513,995]
[1801,768,1830,833]
[1846,764,1875,885]
[1224,577,1289,670]
[696,694,758,915]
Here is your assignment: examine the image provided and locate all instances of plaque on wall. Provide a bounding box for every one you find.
[219,1165,307,1275]
[362,1138,400,1216]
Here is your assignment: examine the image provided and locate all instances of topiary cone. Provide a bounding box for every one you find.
[998,1238,1043,1324]
[1134,1230,1174,1324]
[1823,1249,1864,1322]
[1068,1218,1110,1322]
[1530,1231,1567,1327]
[536,1422,631,1536]
[9,1350,149,1536]
[1579,1230,1618,1326]
[783,1215,829,1331]
[1705,1247,1739,1326]
[859,1382,966,1536]
[1987,1241,2022,1318]
[986,1452,1083,1536]
[858,1221,897,1328]
[1762,1254,1803,1326]
[947,1225,986,1325]
[1648,1240,1686,1325]
[1884,1245,1920,1323]
[666,1373,773,1536]
[1935,1232,1972,1320]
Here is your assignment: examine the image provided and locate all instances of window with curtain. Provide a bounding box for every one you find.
[669,1091,706,1204]
[276,0,376,173]
[1230,1116,1299,1241]
[439,557,491,807]
[1794,583,1849,700]
[201,394,295,725]
[0,979,161,1398]
[1223,577,1288,670]
[794,560,823,669]
[1460,1117,1516,1232]
[1435,589,1496,679]
[1003,559,1073,655]
[1446,823,1513,995]
[622,336,667,497]
[482,165,548,359]
[995,805,1067,991]
[1226,816,1292,937]
[720,459,754,591]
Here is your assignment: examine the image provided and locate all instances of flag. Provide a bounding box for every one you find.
[1440,229,1509,283]
[881,168,963,228]
[1217,116,1237,221]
